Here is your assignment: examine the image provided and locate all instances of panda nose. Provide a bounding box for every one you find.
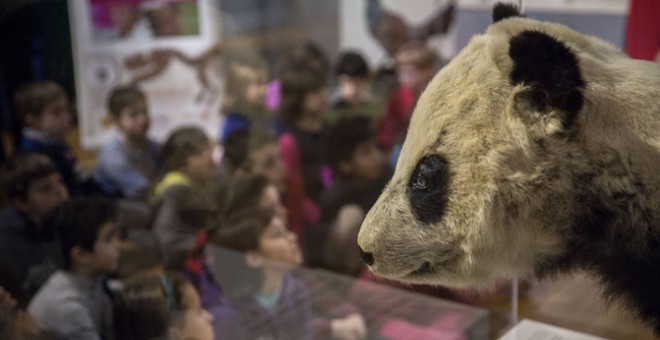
[358,246,375,266]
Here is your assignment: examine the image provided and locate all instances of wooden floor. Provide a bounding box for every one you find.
[483,271,655,339]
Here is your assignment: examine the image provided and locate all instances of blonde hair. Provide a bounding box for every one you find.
[221,50,268,117]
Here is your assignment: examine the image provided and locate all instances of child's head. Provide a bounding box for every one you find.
[335,51,371,105]
[162,126,214,183]
[222,50,269,115]
[14,81,71,138]
[324,116,385,181]
[114,272,213,340]
[47,197,120,276]
[214,207,301,268]
[395,41,441,96]
[231,127,284,189]
[278,67,329,124]
[219,174,286,222]
[277,41,330,83]
[0,153,69,225]
[107,85,150,142]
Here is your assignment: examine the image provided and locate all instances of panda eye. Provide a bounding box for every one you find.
[407,155,449,223]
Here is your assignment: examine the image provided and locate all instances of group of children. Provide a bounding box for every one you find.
[0,38,446,339]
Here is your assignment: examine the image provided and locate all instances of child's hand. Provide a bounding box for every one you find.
[330,313,367,340]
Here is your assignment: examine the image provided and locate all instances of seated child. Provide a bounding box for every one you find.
[152,126,215,270]
[113,272,214,340]
[28,197,120,339]
[95,85,162,198]
[0,153,69,300]
[14,81,89,195]
[315,115,388,275]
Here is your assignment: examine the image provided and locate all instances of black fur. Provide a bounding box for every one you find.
[509,30,586,128]
[407,155,449,224]
[492,2,521,23]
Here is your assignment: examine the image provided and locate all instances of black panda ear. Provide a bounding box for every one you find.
[509,30,585,127]
[493,3,521,22]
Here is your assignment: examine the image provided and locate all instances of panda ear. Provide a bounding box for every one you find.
[509,30,586,127]
[493,2,521,22]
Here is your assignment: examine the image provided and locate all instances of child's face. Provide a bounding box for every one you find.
[88,222,121,275]
[303,86,329,116]
[29,97,71,137]
[256,216,302,267]
[185,144,215,184]
[14,173,69,224]
[174,283,214,340]
[117,98,150,141]
[245,71,269,108]
[341,139,386,181]
[259,184,287,221]
[397,62,436,96]
[249,143,284,190]
[338,75,370,105]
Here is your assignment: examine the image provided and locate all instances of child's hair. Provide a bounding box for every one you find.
[278,67,326,124]
[323,116,375,174]
[395,41,440,70]
[117,231,162,280]
[276,40,330,82]
[161,126,210,171]
[107,85,146,120]
[222,50,268,115]
[113,272,191,340]
[13,81,67,123]
[212,207,275,252]
[217,174,271,218]
[335,51,370,79]
[223,126,278,174]
[45,197,118,269]
[0,153,59,200]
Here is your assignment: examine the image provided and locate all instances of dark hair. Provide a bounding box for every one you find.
[216,175,271,218]
[335,51,369,78]
[107,85,146,119]
[46,197,118,269]
[117,231,162,280]
[211,207,274,252]
[395,40,440,70]
[323,116,375,174]
[223,126,278,173]
[161,126,210,171]
[276,41,329,81]
[278,67,326,124]
[113,272,190,340]
[0,153,59,200]
[13,81,67,122]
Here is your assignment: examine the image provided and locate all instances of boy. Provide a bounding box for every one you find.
[14,81,84,195]
[28,197,120,340]
[0,153,69,301]
[330,50,372,110]
[312,115,388,275]
[94,85,161,198]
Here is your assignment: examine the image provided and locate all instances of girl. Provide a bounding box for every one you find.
[113,272,214,340]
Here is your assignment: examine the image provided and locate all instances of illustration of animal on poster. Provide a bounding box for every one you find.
[69,0,223,148]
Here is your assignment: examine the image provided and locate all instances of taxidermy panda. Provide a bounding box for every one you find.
[357,2,660,333]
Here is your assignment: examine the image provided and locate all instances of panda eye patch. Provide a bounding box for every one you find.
[407,155,449,224]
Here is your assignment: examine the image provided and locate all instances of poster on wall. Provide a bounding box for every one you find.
[69,0,222,149]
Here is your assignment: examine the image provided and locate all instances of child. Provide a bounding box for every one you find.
[94,85,162,198]
[219,50,270,144]
[113,272,214,340]
[152,126,215,270]
[330,50,372,110]
[28,197,120,339]
[14,81,87,195]
[309,116,389,275]
[0,153,69,300]
[377,41,442,154]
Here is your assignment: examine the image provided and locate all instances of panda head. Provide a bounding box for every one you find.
[357,3,639,288]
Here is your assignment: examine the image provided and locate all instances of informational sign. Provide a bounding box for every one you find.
[69,0,223,149]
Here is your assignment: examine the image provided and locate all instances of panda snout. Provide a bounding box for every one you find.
[358,245,375,266]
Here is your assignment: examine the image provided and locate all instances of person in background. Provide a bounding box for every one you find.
[625,0,660,62]
[0,286,42,340]
[95,85,162,199]
[28,197,121,340]
[0,154,68,301]
[152,126,215,270]
[113,271,214,340]
[377,41,442,157]
[330,51,372,111]
[14,81,92,195]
